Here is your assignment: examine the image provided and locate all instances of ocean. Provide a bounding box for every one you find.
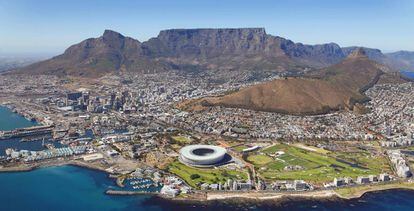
[2,105,414,210]
[401,70,414,79]
[0,106,38,130]
[0,106,60,156]
[1,165,414,211]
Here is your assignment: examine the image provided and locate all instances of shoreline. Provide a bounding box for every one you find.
[1,162,414,204]
[0,160,109,174]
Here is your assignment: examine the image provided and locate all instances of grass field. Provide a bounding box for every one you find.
[167,161,248,188]
[335,181,414,199]
[171,135,192,144]
[246,154,273,165]
[232,145,247,152]
[293,143,330,154]
[247,144,391,183]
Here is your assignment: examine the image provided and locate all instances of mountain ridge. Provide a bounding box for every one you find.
[9,28,414,77]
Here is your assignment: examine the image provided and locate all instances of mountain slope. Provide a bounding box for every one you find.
[343,47,414,72]
[10,28,366,78]
[13,30,168,77]
[181,49,407,115]
[386,51,414,71]
[141,28,299,72]
[10,28,412,78]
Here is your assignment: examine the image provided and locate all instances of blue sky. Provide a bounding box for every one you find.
[0,0,413,56]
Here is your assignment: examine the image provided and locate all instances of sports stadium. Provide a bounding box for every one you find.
[179,145,228,167]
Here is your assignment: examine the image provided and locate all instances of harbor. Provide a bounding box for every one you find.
[0,125,54,140]
[0,106,60,156]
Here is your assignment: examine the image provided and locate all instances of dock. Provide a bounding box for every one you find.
[0,125,54,140]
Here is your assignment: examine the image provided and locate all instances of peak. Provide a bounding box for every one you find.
[102,30,124,39]
[158,28,267,36]
[161,28,265,32]
[347,48,368,59]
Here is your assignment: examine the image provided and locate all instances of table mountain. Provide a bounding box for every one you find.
[10,28,411,78]
[10,28,368,77]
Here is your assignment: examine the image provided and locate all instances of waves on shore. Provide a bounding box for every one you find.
[149,189,414,211]
[1,165,414,210]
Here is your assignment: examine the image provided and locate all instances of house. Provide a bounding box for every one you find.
[369,175,378,182]
[356,176,370,184]
[200,183,210,190]
[333,178,345,187]
[238,181,253,191]
[379,173,391,182]
[293,180,307,191]
[160,185,179,197]
[344,177,353,184]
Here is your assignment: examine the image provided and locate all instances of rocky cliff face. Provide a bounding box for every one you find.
[144,28,346,68]
[141,28,296,72]
[282,41,345,68]
[13,30,168,77]
[10,28,410,77]
[146,28,273,57]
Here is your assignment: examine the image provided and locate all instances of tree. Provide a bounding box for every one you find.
[190,174,201,180]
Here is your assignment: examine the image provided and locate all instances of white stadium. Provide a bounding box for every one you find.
[179,145,227,166]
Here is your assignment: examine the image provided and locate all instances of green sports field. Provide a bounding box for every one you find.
[167,161,248,188]
[247,144,391,183]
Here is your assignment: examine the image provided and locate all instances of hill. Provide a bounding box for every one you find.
[385,51,414,71]
[12,30,168,77]
[181,49,407,115]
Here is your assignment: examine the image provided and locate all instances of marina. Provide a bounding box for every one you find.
[122,177,162,193]
[0,107,60,156]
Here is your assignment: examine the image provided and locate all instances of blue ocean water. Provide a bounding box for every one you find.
[0,106,60,156]
[401,70,414,79]
[0,106,38,130]
[0,165,161,211]
[1,165,414,211]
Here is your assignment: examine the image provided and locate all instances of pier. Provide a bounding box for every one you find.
[0,125,54,140]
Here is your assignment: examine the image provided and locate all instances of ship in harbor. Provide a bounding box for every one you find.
[0,125,54,140]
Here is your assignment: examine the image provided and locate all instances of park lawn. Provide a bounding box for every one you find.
[251,144,389,183]
[261,164,372,182]
[293,143,330,154]
[246,154,273,165]
[167,161,248,188]
[402,146,414,151]
[335,181,414,198]
[332,151,392,173]
[171,135,192,144]
[233,145,247,152]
